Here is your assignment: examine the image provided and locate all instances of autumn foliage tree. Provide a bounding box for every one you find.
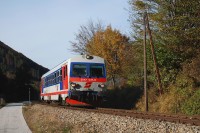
[70,20,105,54]
[86,26,130,88]
[70,21,132,88]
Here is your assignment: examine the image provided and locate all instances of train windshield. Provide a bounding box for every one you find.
[72,64,87,77]
[90,64,104,77]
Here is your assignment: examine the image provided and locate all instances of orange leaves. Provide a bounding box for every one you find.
[86,26,129,80]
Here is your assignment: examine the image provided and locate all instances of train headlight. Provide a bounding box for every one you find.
[98,84,105,88]
[86,55,93,59]
[71,82,77,87]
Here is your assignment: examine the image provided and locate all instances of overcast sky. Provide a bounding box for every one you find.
[0,0,131,69]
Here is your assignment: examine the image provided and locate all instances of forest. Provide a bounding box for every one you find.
[70,0,200,115]
[0,41,48,102]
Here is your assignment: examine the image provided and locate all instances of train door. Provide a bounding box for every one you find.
[62,65,68,90]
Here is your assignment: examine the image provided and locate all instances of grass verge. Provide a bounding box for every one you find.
[23,105,73,133]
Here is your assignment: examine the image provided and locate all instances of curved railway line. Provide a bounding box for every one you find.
[36,102,200,126]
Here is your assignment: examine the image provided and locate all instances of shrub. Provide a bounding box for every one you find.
[181,89,200,115]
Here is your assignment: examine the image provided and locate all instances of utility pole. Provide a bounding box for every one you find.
[143,11,148,112]
[146,13,162,95]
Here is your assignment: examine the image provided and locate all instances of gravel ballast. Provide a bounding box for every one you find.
[24,104,200,133]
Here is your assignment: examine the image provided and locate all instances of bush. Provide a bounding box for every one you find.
[181,89,200,115]
[135,85,199,115]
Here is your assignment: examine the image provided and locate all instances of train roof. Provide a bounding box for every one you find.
[41,55,104,78]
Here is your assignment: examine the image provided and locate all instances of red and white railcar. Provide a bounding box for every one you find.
[40,55,107,106]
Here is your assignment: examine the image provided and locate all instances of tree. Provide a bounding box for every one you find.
[87,26,130,88]
[129,0,200,114]
[70,20,105,54]
[129,0,200,86]
[154,0,200,60]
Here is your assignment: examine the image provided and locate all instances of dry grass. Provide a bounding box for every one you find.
[23,105,73,133]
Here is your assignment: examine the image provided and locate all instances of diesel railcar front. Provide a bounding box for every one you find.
[40,55,107,106]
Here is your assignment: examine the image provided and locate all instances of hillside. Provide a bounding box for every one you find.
[0,41,49,102]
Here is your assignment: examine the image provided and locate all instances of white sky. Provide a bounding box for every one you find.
[0,0,131,69]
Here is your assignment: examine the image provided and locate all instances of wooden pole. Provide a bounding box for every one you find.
[143,11,148,112]
[146,13,162,95]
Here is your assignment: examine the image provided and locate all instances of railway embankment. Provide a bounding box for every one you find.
[23,104,200,133]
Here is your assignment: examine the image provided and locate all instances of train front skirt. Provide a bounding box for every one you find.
[66,90,106,106]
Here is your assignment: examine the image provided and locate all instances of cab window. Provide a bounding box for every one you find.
[72,64,87,77]
[90,64,104,77]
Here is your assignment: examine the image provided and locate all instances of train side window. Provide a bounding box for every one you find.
[57,71,59,83]
[48,76,49,85]
[46,77,48,86]
[60,70,62,75]
[52,74,54,84]
[58,72,59,83]
[52,74,53,84]
[50,75,51,85]
[55,72,57,83]
[60,70,62,81]
[51,76,52,84]
[47,77,48,86]
[55,72,58,83]
[49,76,50,85]
[51,75,53,85]
[54,73,56,84]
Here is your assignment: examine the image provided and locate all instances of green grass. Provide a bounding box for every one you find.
[62,125,73,133]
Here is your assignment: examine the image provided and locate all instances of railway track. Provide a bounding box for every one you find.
[36,102,200,126]
[97,108,200,126]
